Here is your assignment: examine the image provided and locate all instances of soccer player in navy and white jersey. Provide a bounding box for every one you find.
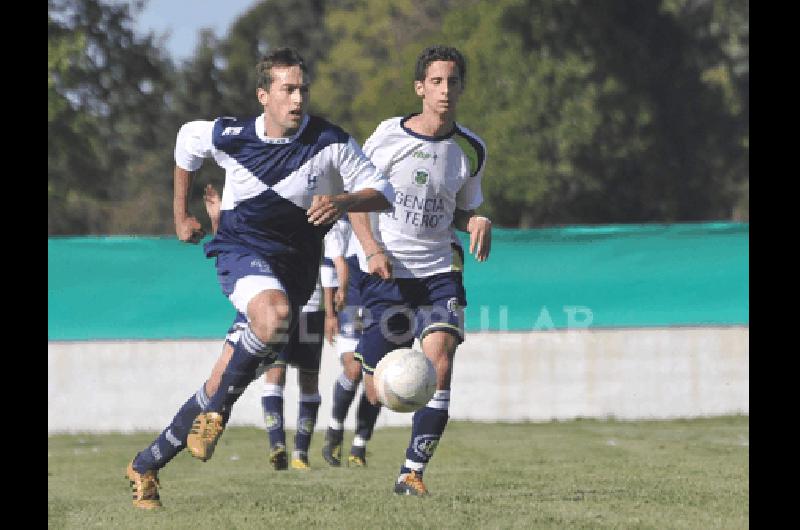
[125,47,392,509]
[349,45,492,496]
[207,184,340,472]
[321,217,382,468]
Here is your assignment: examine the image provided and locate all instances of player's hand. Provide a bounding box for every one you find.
[324,313,338,345]
[467,216,492,262]
[367,251,393,280]
[175,215,205,244]
[307,195,345,226]
[334,288,347,313]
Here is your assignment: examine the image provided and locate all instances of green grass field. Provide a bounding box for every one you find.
[48,416,748,529]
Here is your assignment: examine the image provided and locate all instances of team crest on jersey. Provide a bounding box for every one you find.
[221,126,243,136]
[306,173,319,190]
[414,168,429,185]
[412,434,440,459]
[446,297,460,313]
[250,258,271,273]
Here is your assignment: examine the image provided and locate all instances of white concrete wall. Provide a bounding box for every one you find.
[47,327,748,433]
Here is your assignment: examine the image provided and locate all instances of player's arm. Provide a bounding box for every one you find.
[332,255,348,311]
[319,256,340,344]
[454,208,492,262]
[350,212,392,279]
[173,120,216,244]
[323,286,338,345]
[173,167,205,244]
[454,137,491,261]
[307,188,389,226]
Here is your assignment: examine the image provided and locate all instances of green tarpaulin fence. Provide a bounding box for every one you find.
[48,222,748,340]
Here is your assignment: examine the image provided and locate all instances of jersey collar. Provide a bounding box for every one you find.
[255,114,310,144]
[400,113,458,141]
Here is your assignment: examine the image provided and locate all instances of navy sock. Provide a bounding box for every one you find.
[399,391,450,477]
[207,326,277,415]
[354,391,381,442]
[261,384,285,449]
[330,373,357,427]
[294,393,321,454]
[133,385,209,472]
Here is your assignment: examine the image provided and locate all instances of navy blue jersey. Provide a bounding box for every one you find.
[174,113,392,305]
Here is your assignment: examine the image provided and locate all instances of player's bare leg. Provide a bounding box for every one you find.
[188,289,292,461]
[394,331,458,496]
[127,340,233,508]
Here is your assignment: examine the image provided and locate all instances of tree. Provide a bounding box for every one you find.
[217,0,332,116]
[313,0,461,141]
[48,0,748,234]
[48,0,177,234]
[442,0,749,225]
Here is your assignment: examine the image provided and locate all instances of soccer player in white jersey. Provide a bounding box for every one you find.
[125,47,392,509]
[349,45,493,496]
[321,217,382,467]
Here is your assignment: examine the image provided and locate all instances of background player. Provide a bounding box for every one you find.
[321,217,382,467]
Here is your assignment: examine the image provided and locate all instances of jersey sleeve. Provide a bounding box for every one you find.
[337,137,394,204]
[456,146,487,211]
[174,120,216,171]
[319,259,338,288]
[362,127,394,175]
[323,220,347,259]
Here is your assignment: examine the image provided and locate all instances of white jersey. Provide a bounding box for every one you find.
[357,116,486,278]
[302,229,342,312]
[324,218,353,260]
[338,216,364,262]
[316,217,357,293]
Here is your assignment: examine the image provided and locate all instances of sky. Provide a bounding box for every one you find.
[133,0,260,61]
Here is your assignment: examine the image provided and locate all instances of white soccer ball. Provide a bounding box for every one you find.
[373,347,437,413]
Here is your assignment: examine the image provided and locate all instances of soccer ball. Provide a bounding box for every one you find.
[373,347,437,413]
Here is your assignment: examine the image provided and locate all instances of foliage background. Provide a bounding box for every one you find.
[48,0,748,234]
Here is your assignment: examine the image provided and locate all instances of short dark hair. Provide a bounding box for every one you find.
[414,45,466,85]
[256,47,308,90]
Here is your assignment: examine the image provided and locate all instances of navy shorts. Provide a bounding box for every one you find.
[354,270,466,374]
[225,309,325,372]
[213,249,309,321]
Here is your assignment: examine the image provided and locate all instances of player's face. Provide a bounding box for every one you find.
[257,65,310,137]
[415,60,463,117]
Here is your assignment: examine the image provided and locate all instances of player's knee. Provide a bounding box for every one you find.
[271,302,291,323]
[363,375,380,406]
[298,370,318,393]
[205,343,234,396]
[344,359,362,382]
[265,365,286,385]
[422,331,458,362]
[248,297,292,342]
